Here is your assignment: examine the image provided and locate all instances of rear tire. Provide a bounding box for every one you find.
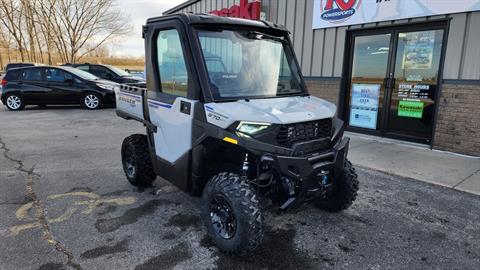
[5,93,25,111]
[202,172,264,256]
[121,134,157,187]
[313,159,359,212]
[82,92,102,110]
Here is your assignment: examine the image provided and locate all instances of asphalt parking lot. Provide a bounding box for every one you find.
[0,104,479,270]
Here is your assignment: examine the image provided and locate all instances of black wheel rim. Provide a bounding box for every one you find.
[124,148,136,178]
[209,195,236,239]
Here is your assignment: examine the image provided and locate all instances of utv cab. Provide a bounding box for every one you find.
[116,13,358,255]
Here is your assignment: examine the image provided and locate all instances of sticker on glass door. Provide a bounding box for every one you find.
[349,83,381,130]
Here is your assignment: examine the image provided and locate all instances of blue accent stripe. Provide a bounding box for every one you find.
[205,105,214,112]
[148,99,172,109]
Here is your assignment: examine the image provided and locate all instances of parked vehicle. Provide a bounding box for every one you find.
[5,63,35,71]
[1,66,117,111]
[116,14,359,255]
[65,63,146,87]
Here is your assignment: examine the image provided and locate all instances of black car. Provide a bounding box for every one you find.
[5,63,35,71]
[66,63,146,86]
[1,66,117,111]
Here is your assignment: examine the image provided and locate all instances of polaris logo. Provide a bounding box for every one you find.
[321,0,361,23]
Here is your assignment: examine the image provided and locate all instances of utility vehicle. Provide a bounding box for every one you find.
[116,13,358,255]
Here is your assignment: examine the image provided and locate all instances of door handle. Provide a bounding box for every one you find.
[180,101,191,115]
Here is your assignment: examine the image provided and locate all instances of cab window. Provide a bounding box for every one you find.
[45,68,66,82]
[156,29,188,97]
[90,66,114,79]
[22,68,43,81]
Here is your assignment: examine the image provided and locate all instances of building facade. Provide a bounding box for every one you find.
[164,0,480,156]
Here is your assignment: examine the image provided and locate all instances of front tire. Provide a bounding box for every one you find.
[82,92,102,110]
[314,159,359,212]
[202,172,264,256]
[121,134,157,187]
[5,93,25,111]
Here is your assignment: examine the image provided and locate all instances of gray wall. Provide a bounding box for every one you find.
[166,0,480,80]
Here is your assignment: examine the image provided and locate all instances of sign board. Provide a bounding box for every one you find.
[398,100,424,118]
[313,0,480,29]
[210,0,261,20]
[349,83,380,130]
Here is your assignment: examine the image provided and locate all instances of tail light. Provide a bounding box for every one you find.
[1,79,6,88]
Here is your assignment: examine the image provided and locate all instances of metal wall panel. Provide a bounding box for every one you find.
[461,12,480,80]
[311,29,324,76]
[444,13,467,79]
[293,0,306,64]
[286,0,296,41]
[167,1,480,80]
[277,0,287,27]
[301,0,314,76]
[333,27,347,77]
[322,28,336,77]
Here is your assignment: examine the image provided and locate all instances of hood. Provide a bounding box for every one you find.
[204,96,337,129]
[122,76,145,83]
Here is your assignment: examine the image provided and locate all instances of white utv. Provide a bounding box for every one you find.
[116,13,358,255]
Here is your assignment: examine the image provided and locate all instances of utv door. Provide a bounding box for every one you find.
[144,21,201,191]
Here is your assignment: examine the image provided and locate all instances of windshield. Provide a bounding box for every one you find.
[197,29,305,100]
[106,65,131,77]
[62,66,99,80]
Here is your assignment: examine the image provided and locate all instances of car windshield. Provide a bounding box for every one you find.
[106,65,132,77]
[197,29,305,100]
[62,66,99,80]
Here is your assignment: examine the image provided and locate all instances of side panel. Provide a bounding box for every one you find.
[148,95,196,163]
[115,86,145,120]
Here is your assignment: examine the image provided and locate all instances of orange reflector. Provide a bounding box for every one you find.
[223,137,238,144]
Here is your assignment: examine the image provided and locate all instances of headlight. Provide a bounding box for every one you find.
[96,83,118,91]
[236,121,271,135]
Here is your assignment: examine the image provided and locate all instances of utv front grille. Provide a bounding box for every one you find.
[277,118,332,148]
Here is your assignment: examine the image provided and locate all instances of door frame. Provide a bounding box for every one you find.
[339,19,450,146]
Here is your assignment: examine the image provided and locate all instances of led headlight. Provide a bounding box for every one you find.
[236,121,271,135]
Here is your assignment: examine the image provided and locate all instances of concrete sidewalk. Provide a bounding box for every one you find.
[347,132,480,195]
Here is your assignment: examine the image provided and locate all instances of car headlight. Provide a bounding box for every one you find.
[236,121,271,135]
[96,83,118,91]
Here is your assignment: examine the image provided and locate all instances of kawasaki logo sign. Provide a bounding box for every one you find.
[210,0,261,20]
[321,0,360,23]
[313,0,480,29]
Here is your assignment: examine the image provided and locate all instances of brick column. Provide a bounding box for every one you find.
[433,82,480,156]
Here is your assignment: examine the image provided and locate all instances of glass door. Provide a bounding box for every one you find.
[347,33,392,132]
[345,25,446,144]
[387,29,445,142]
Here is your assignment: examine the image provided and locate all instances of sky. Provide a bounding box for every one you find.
[114,0,184,57]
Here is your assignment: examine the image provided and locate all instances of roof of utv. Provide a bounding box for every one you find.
[146,13,289,34]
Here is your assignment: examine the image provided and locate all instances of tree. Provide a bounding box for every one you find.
[48,0,131,63]
[0,0,131,64]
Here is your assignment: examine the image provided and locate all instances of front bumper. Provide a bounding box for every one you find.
[265,137,350,210]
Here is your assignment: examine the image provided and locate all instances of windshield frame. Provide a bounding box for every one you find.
[194,27,308,102]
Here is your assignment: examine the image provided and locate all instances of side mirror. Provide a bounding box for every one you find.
[105,73,113,79]
[65,78,73,84]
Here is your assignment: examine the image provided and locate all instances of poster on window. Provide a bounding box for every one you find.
[349,84,381,130]
[401,31,435,70]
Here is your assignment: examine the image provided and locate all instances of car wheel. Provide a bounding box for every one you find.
[121,134,157,187]
[5,94,25,111]
[313,159,359,212]
[82,93,102,110]
[202,172,264,256]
